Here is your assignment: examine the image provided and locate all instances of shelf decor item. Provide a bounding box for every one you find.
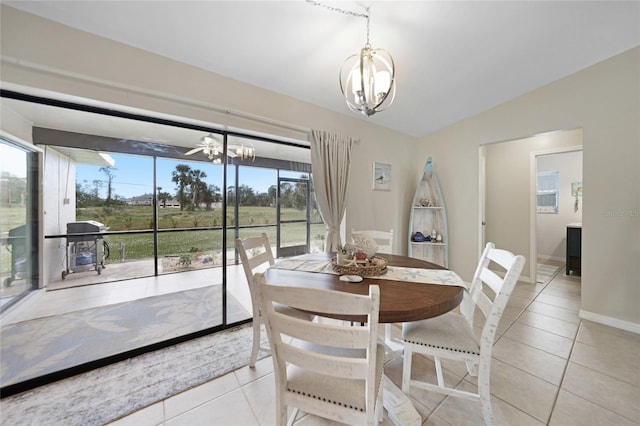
[408,156,449,267]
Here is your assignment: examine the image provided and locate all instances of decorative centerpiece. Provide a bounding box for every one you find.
[331,255,388,277]
[350,234,378,258]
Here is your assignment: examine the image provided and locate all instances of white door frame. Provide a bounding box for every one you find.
[478,145,486,260]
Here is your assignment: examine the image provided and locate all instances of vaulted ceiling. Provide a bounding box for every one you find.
[4,1,640,138]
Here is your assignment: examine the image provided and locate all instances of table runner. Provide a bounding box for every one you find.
[271,254,467,288]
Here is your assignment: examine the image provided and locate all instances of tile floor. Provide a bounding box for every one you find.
[1,264,253,326]
[105,266,640,426]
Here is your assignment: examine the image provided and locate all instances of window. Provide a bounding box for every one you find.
[537,171,559,213]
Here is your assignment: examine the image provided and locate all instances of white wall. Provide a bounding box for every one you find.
[537,150,583,261]
[419,47,639,332]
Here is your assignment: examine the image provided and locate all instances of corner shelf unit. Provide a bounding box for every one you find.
[408,157,449,268]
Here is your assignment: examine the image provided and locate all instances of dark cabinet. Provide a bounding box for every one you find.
[566,224,582,276]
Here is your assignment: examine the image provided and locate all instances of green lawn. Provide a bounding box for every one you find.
[76,205,325,262]
[76,204,316,230]
[1,205,325,276]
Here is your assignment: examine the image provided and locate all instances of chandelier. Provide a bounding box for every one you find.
[338,6,396,116]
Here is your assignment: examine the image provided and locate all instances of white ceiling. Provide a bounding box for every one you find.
[4,1,640,138]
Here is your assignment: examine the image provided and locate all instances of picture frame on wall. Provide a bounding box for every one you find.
[372,161,391,191]
[571,182,583,197]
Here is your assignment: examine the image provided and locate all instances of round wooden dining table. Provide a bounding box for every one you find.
[264,252,464,324]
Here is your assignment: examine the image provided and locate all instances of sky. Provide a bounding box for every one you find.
[1,143,28,178]
[76,153,281,200]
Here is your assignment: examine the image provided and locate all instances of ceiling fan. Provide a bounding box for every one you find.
[185,134,255,163]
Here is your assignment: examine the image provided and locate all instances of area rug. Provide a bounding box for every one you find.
[0,285,249,390]
[537,263,563,284]
[0,323,268,426]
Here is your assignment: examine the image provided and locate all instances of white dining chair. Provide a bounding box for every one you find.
[255,273,384,426]
[401,242,525,426]
[351,229,394,254]
[235,233,312,368]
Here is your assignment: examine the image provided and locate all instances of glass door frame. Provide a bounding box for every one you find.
[0,135,41,313]
[276,176,311,257]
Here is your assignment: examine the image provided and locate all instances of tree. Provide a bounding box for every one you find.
[292,179,309,210]
[92,179,104,199]
[189,169,207,209]
[202,184,221,210]
[157,191,172,208]
[279,182,294,208]
[268,185,277,207]
[99,166,117,204]
[237,184,257,206]
[171,164,192,211]
[226,185,236,206]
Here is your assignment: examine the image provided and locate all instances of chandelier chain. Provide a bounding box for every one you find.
[308,0,395,116]
[306,0,371,44]
[305,0,369,19]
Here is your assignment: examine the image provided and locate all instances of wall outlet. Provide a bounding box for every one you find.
[63,198,70,205]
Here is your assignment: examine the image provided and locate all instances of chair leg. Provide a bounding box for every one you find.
[377,383,384,423]
[465,360,478,376]
[402,349,412,393]
[286,408,298,426]
[434,356,445,387]
[478,362,496,426]
[249,314,261,368]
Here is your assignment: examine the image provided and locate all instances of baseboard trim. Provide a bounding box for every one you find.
[537,255,565,263]
[518,275,534,284]
[579,310,640,335]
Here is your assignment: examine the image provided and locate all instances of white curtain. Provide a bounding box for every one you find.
[310,130,357,252]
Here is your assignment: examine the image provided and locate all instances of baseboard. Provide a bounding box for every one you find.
[517,275,534,284]
[537,255,565,263]
[579,310,640,335]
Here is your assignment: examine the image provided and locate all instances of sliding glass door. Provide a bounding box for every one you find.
[0,138,39,311]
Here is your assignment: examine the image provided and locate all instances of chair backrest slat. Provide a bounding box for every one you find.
[264,284,375,317]
[236,233,275,299]
[466,242,526,332]
[273,311,371,348]
[479,267,504,295]
[475,243,526,350]
[280,344,369,379]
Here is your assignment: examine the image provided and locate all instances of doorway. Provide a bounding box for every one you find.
[531,147,583,283]
[479,128,583,284]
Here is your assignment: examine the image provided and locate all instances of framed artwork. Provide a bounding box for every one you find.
[571,182,583,197]
[373,161,391,191]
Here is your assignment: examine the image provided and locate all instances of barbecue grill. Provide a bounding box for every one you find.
[62,221,108,279]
